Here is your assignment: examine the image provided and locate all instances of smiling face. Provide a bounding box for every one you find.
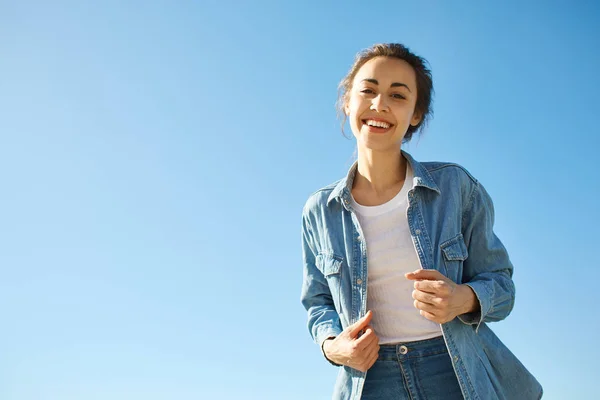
[344,56,422,153]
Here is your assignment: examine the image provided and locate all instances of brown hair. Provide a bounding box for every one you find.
[337,43,434,143]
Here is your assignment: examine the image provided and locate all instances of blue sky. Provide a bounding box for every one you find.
[1,1,599,399]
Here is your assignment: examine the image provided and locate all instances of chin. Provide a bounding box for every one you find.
[355,132,403,149]
[357,138,403,153]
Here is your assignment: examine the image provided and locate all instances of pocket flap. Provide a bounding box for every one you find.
[441,234,468,261]
[316,254,343,276]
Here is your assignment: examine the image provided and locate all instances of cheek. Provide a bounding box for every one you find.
[347,102,363,126]
[347,95,366,114]
[349,117,362,137]
[397,106,418,124]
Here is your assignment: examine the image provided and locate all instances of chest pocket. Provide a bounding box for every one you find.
[317,254,342,276]
[440,233,468,283]
[316,253,344,314]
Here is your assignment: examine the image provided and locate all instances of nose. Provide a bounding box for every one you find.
[370,94,389,112]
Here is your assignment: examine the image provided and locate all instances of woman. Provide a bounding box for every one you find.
[300,43,542,400]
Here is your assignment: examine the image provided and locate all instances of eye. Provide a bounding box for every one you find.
[360,88,376,95]
[391,93,406,100]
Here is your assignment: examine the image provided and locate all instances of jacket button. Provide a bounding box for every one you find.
[454,355,459,362]
[356,279,363,285]
[415,229,421,235]
[399,345,408,355]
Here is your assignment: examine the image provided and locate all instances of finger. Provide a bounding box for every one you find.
[412,289,440,305]
[348,310,373,337]
[367,346,380,370]
[412,279,445,294]
[405,269,446,281]
[413,281,443,294]
[414,299,439,314]
[419,309,440,323]
[363,343,380,369]
[355,326,378,350]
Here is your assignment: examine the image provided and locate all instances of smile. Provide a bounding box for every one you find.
[362,119,394,131]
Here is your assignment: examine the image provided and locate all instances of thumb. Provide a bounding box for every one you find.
[348,310,373,337]
[405,268,446,281]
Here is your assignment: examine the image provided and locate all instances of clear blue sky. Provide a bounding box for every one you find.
[1,1,598,399]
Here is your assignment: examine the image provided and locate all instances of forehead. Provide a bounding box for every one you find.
[353,57,417,88]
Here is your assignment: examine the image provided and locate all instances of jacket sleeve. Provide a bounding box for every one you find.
[458,181,516,332]
[300,211,343,352]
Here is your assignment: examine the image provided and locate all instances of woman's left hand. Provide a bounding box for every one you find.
[405,269,479,324]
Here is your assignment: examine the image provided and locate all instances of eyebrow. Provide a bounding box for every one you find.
[362,78,412,92]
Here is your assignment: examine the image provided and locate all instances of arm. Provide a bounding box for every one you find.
[300,212,343,355]
[300,208,380,372]
[459,181,516,331]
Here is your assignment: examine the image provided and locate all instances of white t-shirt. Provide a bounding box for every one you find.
[350,164,442,344]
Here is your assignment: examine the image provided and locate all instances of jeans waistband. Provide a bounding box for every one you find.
[377,335,447,360]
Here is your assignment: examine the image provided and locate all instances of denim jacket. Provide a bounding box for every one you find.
[300,151,542,400]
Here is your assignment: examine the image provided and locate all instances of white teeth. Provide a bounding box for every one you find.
[365,120,391,129]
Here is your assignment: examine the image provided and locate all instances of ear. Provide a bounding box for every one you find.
[410,111,422,127]
[343,98,350,116]
[342,93,351,116]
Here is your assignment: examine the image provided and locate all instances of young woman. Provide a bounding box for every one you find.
[300,43,542,400]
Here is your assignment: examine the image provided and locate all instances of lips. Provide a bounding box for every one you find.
[361,118,394,132]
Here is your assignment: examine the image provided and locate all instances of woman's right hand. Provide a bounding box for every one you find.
[322,310,380,372]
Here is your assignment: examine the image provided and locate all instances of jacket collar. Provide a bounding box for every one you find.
[327,150,440,206]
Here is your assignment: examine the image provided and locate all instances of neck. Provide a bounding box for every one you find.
[354,147,406,195]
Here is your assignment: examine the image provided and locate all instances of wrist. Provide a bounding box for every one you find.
[459,284,479,314]
[321,337,341,366]
[322,338,333,354]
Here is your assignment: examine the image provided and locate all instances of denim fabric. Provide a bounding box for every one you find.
[300,151,543,400]
[362,336,462,400]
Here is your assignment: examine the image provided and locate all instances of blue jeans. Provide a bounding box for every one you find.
[361,336,463,400]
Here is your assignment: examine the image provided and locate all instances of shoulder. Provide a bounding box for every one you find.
[414,159,484,208]
[302,179,342,217]
[418,160,498,218]
[420,161,479,185]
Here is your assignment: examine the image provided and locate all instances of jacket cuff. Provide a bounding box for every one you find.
[458,281,492,333]
[316,325,343,367]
